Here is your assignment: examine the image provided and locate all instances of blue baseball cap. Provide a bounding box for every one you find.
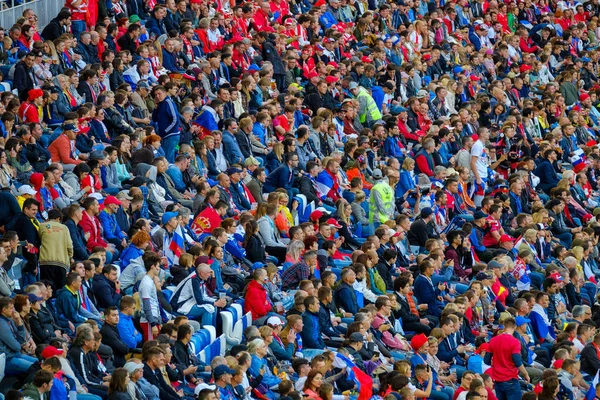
[161,211,178,225]
[515,316,530,326]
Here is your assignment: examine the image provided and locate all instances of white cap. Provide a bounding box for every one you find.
[194,383,216,396]
[18,185,37,196]
[266,316,284,327]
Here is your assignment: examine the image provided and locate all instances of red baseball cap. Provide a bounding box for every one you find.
[325,76,339,84]
[499,234,515,243]
[104,196,122,207]
[327,218,342,228]
[41,345,64,359]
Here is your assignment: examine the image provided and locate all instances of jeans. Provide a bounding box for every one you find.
[71,20,87,39]
[530,272,545,290]
[188,304,215,327]
[302,348,326,359]
[430,388,453,400]
[161,134,180,163]
[495,379,522,400]
[554,231,572,248]
[6,353,37,374]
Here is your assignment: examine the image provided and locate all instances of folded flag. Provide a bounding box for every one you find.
[334,353,372,400]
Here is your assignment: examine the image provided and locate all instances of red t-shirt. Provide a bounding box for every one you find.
[488,332,521,382]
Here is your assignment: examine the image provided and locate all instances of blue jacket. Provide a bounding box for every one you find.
[55,286,87,325]
[250,355,281,388]
[301,310,325,349]
[162,49,185,73]
[384,136,404,159]
[397,169,416,199]
[437,335,465,366]
[145,16,167,39]
[65,219,89,261]
[99,210,126,246]
[334,282,359,314]
[269,337,295,361]
[116,311,142,349]
[166,165,186,193]
[318,301,341,338]
[413,274,442,317]
[152,96,180,139]
[230,181,251,211]
[0,314,26,358]
[533,159,560,193]
[263,164,293,193]
[92,273,123,310]
[120,244,144,270]
[222,130,244,166]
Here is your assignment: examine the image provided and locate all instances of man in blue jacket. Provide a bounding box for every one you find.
[152,85,181,163]
[263,152,299,193]
[318,286,345,339]
[221,118,244,166]
[413,260,443,318]
[301,296,326,351]
[161,38,185,73]
[116,295,143,349]
[334,268,359,315]
[55,272,88,327]
[533,149,561,194]
[98,195,128,251]
[65,204,90,262]
[92,265,123,311]
[145,5,168,40]
[0,296,36,373]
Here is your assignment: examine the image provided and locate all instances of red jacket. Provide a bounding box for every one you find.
[79,210,108,251]
[48,134,82,165]
[244,280,271,320]
[18,101,40,124]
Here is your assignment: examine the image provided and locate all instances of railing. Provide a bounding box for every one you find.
[0,0,63,32]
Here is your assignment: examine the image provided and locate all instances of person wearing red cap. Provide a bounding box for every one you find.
[99,195,128,251]
[18,88,44,124]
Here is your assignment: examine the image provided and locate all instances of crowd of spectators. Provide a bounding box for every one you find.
[3,0,600,399]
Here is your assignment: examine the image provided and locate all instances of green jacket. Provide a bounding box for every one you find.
[21,382,44,400]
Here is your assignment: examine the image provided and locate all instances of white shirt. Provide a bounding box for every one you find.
[139,274,160,323]
[470,139,489,179]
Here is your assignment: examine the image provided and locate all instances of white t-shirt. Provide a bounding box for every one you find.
[470,139,489,179]
[139,274,160,324]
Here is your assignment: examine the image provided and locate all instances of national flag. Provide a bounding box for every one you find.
[585,370,599,400]
[334,353,372,400]
[169,225,185,258]
[191,206,223,235]
[316,170,335,199]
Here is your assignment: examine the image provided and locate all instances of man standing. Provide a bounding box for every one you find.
[470,127,490,207]
[369,169,395,227]
[152,85,180,163]
[139,251,163,342]
[484,317,530,400]
[39,209,73,291]
[221,118,244,166]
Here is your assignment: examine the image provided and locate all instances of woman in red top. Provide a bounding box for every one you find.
[303,370,324,400]
[244,268,277,324]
